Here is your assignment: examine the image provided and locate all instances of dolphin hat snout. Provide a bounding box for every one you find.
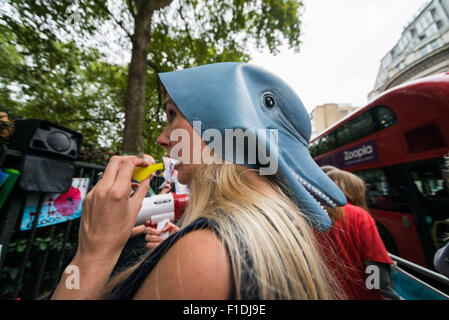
[159,62,346,231]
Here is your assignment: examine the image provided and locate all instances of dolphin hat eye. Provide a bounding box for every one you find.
[262,92,277,109]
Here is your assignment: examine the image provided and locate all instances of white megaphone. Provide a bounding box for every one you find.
[135,192,189,234]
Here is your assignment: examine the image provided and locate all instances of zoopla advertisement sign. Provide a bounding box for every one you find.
[315,140,379,168]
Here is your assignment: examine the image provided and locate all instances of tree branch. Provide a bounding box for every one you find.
[147,60,160,72]
[59,118,122,124]
[101,2,133,39]
[177,1,199,63]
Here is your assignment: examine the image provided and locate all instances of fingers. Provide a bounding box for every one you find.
[131,176,151,207]
[145,233,165,243]
[114,157,150,194]
[144,225,165,248]
[144,225,162,236]
[98,156,148,190]
[161,221,179,233]
[143,222,179,250]
[131,182,140,189]
[158,182,171,195]
[98,156,132,187]
[141,154,155,165]
[131,225,146,238]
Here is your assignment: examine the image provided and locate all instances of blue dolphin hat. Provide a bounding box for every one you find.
[159,62,346,231]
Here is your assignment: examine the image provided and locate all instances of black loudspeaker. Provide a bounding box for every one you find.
[10,119,82,160]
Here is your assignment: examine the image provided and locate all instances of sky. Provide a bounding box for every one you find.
[250,0,430,113]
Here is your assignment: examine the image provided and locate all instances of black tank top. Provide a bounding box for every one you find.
[108,218,226,299]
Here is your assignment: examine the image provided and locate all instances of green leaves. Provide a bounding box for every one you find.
[7,239,28,253]
[0,228,79,298]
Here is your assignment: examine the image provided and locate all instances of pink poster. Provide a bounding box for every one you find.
[20,178,90,230]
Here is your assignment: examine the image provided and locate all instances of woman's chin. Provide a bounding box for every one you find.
[175,163,187,184]
[176,163,196,186]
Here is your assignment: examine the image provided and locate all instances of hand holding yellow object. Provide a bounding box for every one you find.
[132,162,164,182]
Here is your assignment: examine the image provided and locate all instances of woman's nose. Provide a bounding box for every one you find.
[156,126,170,149]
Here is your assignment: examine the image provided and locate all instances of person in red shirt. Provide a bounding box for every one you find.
[316,167,401,300]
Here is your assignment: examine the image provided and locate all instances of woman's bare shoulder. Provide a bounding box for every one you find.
[133,228,233,300]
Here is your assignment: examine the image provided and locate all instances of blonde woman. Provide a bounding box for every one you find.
[52,63,347,300]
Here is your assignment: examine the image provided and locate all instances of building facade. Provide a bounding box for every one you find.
[310,103,359,138]
[369,0,449,100]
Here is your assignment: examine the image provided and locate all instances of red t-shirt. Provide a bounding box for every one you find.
[315,203,393,300]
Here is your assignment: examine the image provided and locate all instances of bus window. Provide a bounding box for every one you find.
[336,124,351,147]
[336,111,376,148]
[373,105,397,129]
[355,166,413,213]
[319,133,336,154]
[411,170,445,199]
[310,140,320,157]
[310,133,336,157]
[356,168,395,211]
[311,106,397,157]
[358,169,393,210]
[407,159,449,249]
[408,160,448,203]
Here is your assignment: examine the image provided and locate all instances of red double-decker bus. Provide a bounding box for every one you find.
[311,73,449,269]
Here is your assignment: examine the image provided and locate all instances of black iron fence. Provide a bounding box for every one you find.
[0,148,166,300]
[0,148,105,299]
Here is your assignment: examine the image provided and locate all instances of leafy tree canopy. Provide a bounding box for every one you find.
[0,0,304,164]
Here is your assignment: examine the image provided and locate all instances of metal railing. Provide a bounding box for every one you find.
[0,148,166,300]
[389,252,449,299]
[0,148,105,299]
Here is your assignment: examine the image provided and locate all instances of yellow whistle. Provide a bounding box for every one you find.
[132,163,164,182]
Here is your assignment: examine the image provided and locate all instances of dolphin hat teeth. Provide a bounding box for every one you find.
[294,172,337,208]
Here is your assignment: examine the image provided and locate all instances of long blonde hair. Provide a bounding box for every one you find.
[103,156,344,299]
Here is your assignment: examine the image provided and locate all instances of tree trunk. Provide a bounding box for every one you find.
[122,0,173,154]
